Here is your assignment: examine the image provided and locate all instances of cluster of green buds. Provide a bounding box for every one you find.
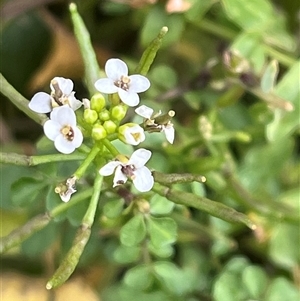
[83,93,127,141]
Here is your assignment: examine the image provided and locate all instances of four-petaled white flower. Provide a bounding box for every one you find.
[99,149,154,192]
[94,58,150,107]
[135,105,175,144]
[29,77,82,113]
[43,105,83,154]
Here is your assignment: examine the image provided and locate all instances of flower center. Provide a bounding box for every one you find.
[115,75,131,91]
[121,164,136,179]
[61,125,74,141]
[131,131,142,142]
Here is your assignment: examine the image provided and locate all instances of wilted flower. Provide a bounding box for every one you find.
[29,77,82,113]
[94,58,150,107]
[55,176,77,202]
[99,148,154,192]
[43,105,83,154]
[135,105,175,144]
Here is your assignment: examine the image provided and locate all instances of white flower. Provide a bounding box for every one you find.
[94,58,150,107]
[119,123,145,145]
[29,77,82,113]
[99,148,154,192]
[43,106,83,154]
[135,105,175,144]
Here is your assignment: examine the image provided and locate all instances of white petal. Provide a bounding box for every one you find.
[29,92,52,113]
[128,75,150,93]
[135,105,153,118]
[52,77,74,95]
[113,166,128,187]
[68,92,82,111]
[99,161,121,176]
[72,127,83,148]
[50,106,76,126]
[43,120,61,141]
[105,58,128,80]
[54,135,75,154]
[95,78,118,94]
[124,125,145,145]
[133,167,154,192]
[128,148,152,168]
[118,89,139,106]
[163,126,175,144]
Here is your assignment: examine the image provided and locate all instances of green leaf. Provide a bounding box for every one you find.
[221,0,273,30]
[213,273,248,301]
[103,199,125,219]
[0,165,36,209]
[185,0,213,22]
[242,265,268,298]
[120,214,146,247]
[153,261,192,295]
[150,65,177,90]
[141,6,184,48]
[269,223,300,269]
[147,216,177,248]
[11,177,47,206]
[266,61,300,141]
[113,245,141,264]
[261,60,279,93]
[265,277,300,301]
[66,198,89,227]
[148,241,174,258]
[124,264,153,290]
[150,194,174,215]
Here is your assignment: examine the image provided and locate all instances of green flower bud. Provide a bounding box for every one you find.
[84,109,98,124]
[99,109,110,121]
[92,124,107,140]
[90,93,106,112]
[111,105,127,121]
[103,120,117,134]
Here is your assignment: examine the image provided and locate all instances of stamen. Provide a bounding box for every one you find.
[114,76,131,91]
[61,125,74,141]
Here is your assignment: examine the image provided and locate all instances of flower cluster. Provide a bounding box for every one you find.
[29,58,175,198]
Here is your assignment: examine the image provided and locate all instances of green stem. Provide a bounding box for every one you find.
[153,184,256,230]
[135,26,168,75]
[102,138,120,157]
[153,171,206,185]
[0,213,51,254]
[69,3,101,96]
[82,173,103,225]
[0,73,48,125]
[0,152,86,166]
[73,144,99,179]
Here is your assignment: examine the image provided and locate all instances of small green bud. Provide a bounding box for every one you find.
[99,109,110,121]
[103,120,117,134]
[84,109,98,124]
[111,105,127,121]
[92,124,107,140]
[91,93,106,112]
